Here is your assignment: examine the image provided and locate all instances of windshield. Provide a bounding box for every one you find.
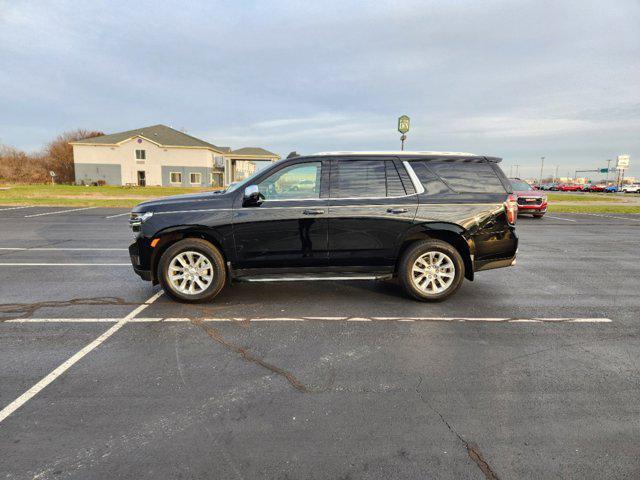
[510,180,533,191]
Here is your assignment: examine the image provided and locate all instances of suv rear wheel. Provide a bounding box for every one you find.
[158,238,226,303]
[399,239,465,302]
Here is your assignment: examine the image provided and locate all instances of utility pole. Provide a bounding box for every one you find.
[538,156,545,187]
[606,159,611,184]
[514,164,520,177]
[554,165,559,183]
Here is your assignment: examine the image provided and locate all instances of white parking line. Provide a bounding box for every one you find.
[546,216,577,222]
[0,263,130,266]
[24,207,97,218]
[4,316,612,323]
[104,212,130,219]
[0,247,128,251]
[0,206,33,212]
[0,291,163,424]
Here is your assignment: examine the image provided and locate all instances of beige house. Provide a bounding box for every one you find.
[71,124,279,187]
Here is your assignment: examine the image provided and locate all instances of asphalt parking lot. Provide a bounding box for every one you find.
[1,205,639,479]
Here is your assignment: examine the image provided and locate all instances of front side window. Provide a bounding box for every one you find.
[257,162,321,200]
[190,172,202,184]
[135,149,146,159]
[170,172,182,183]
[333,160,386,198]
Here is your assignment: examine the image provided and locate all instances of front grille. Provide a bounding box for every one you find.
[517,197,542,205]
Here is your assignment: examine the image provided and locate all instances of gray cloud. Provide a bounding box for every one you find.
[1,0,639,178]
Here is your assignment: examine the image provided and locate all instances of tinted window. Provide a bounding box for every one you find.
[385,161,407,196]
[430,162,506,193]
[410,162,452,195]
[258,162,321,200]
[333,160,386,198]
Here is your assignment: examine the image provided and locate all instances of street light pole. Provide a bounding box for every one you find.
[554,165,559,183]
[606,159,611,184]
[538,156,545,187]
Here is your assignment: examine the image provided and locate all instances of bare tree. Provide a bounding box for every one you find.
[0,145,48,183]
[42,129,104,183]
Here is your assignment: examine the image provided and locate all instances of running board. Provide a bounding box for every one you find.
[235,273,393,283]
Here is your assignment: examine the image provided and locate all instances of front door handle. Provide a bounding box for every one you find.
[303,209,325,215]
[387,208,408,214]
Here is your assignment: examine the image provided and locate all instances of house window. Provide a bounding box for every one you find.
[135,149,146,160]
[190,172,202,185]
[170,172,182,184]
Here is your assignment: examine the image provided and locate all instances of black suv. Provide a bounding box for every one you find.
[129,152,518,302]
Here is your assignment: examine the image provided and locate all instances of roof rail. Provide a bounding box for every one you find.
[312,150,478,156]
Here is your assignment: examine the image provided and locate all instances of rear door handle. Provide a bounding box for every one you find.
[387,208,408,214]
[303,209,325,215]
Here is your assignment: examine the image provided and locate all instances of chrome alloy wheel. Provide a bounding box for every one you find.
[411,251,455,294]
[167,251,214,295]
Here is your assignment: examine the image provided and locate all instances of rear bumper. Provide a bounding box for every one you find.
[475,254,517,272]
[472,226,518,273]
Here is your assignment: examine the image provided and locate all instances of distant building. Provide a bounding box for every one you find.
[70,124,279,187]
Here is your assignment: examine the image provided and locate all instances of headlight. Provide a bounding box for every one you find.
[130,211,154,223]
[542,196,548,203]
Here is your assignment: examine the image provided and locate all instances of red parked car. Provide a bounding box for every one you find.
[587,184,606,192]
[509,178,548,218]
[558,184,582,191]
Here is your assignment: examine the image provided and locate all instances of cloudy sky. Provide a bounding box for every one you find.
[1,0,639,179]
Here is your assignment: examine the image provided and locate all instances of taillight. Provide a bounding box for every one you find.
[505,194,517,225]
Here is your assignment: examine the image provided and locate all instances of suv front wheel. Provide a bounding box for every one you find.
[399,239,465,302]
[158,238,226,302]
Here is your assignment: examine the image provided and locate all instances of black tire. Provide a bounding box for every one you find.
[158,238,226,303]
[399,239,465,302]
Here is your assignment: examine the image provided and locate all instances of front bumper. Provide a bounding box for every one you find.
[129,241,152,281]
[518,202,547,213]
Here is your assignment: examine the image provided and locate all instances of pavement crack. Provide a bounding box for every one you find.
[415,376,501,480]
[0,297,134,321]
[191,318,334,393]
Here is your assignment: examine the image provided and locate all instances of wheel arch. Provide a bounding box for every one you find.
[396,223,474,281]
[148,226,228,285]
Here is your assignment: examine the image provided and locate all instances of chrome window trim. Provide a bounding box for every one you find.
[152,202,502,215]
[258,193,416,202]
[402,161,426,194]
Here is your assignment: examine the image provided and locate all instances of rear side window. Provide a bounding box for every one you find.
[333,160,386,198]
[332,160,412,198]
[385,161,407,196]
[410,162,452,195]
[412,161,507,194]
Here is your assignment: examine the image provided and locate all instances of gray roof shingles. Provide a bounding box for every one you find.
[230,147,278,157]
[73,124,227,152]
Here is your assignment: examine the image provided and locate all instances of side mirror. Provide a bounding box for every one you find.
[243,184,263,206]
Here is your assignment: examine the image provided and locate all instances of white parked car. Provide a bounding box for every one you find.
[621,184,640,193]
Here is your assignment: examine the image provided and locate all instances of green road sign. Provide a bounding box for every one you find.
[600,168,609,173]
[398,115,410,134]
